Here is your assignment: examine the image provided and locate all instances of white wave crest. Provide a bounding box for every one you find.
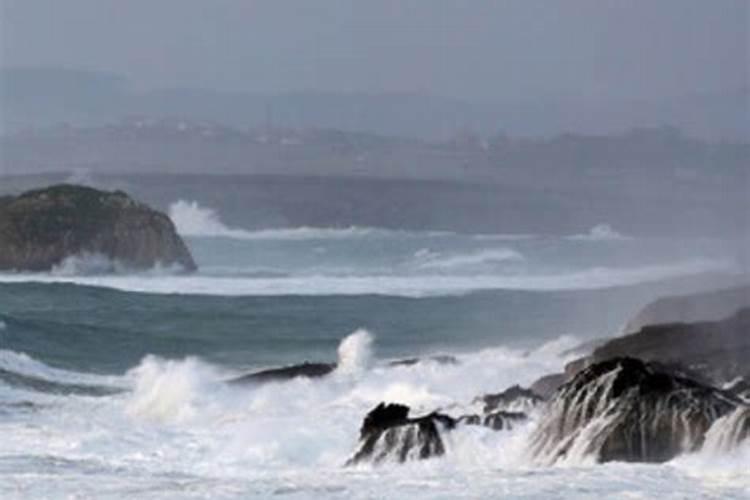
[125,355,223,423]
[168,200,251,239]
[51,253,122,276]
[50,252,185,277]
[1,258,731,297]
[336,329,374,375]
[0,349,120,387]
[415,248,524,270]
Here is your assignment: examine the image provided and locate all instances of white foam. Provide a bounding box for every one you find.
[1,334,746,498]
[51,252,121,276]
[125,355,224,423]
[169,199,439,240]
[335,329,374,375]
[0,349,121,387]
[415,248,524,270]
[0,258,732,297]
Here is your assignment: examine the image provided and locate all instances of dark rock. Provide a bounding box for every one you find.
[228,362,336,384]
[0,184,196,271]
[530,373,567,399]
[476,384,544,413]
[459,410,528,431]
[565,308,750,385]
[388,354,459,367]
[347,403,456,465]
[527,357,744,464]
[623,285,750,334]
[726,378,750,403]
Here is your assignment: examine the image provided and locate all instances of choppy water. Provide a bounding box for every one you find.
[0,213,747,498]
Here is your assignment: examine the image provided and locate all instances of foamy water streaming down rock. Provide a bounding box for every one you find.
[526,357,746,465]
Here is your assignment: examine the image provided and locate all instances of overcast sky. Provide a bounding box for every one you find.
[1,0,747,101]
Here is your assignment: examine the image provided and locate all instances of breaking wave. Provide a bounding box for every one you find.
[0,258,731,297]
[50,253,186,277]
[415,248,524,270]
[168,200,446,240]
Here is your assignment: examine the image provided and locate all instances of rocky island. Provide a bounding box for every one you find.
[0,184,196,272]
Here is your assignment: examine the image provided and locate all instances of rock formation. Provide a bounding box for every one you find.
[347,403,456,465]
[526,357,745,465]
[566,308,750,384]
[228,362,336,384]
[623,285,750,334]
[0,184,196,272]
[348,389,539,465]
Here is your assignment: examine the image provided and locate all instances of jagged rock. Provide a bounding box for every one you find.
[726,378,750,403]
[527,357,744,464]
[228,362,335,384]
[476,385,544,413]
[0,184,196,271]
[459,410,527,431]
[388,354,459,367]
[347,403,456,465]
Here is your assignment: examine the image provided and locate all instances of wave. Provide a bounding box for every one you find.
[49,253,188,277]
[0,349,123,396]
[414,248,524,270]
[168,199,452,240]
[0,259,732,297]
[1,330,747,497]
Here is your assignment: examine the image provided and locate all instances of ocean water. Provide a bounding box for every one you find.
[0,205,747,499]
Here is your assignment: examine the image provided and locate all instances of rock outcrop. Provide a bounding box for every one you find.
[527,357,745,465]
[348,389,538,465]
[347,403,456,465]
[228,362,336,384]
[623,285,750,334]
[566,308,750,385]
[475,384,544,414]
[0,184,196,272]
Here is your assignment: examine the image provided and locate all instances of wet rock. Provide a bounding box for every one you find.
[459,410,528,431]
[528,357,744,464]
[476,384,544,413]
[566,308,750,385]
[623,285,750,334]
[347,403,456,465]
[702,406,750,453]
[388,354,459,367]
[0,184,196,271]
[228,362,335,384]
[726,378,750,403]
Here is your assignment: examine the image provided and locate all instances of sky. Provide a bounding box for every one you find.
[1,0,748,101]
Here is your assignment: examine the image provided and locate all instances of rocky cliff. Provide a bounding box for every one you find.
[0,184,196,272]
[622,285,750,334]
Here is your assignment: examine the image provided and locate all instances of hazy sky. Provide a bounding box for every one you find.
[1,0,747,101]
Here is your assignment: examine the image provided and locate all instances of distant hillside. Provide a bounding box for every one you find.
[2,68,747,141]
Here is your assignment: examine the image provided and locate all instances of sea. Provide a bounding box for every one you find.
[0,199,747,499]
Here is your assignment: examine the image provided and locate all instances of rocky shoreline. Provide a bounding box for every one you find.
[229,286,750,465]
